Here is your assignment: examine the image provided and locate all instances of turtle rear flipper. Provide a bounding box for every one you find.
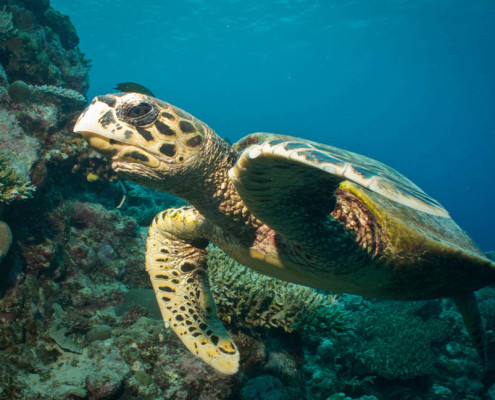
[146,207,239,374]
[453,292,495,385]
[452,292,488,365]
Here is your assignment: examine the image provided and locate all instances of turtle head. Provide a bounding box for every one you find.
[74,93,213,194]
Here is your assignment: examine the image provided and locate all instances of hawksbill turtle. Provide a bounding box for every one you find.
[74,93,495,374]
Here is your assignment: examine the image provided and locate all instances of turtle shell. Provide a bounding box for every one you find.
[233,132,448,217]
[229,132,490,277]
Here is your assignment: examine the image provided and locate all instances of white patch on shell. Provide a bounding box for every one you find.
[270,143,291,158]
[248,147,262,159]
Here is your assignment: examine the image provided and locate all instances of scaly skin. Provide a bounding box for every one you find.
[74,93,495,373]
[146,207,239,374]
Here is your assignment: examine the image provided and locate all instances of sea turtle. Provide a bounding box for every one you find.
[74,93,495,374]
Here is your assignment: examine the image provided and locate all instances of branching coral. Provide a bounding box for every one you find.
[207,246,351,336]
[0,152,35,205]
[0,6,17,43]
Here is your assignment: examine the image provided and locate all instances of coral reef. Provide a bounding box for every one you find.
[0,1,92,200]
[0,2,89,93]
[0,6,17,43]
[0,1,93,298]
[0,151,35,205]
[43,8,78,50]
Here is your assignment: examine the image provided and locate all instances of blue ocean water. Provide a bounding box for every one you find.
[53,0,495,250]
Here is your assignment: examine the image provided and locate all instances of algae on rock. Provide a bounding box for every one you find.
[0,151,35,205]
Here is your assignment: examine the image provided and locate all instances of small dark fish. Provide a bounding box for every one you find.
[115,82,155,97]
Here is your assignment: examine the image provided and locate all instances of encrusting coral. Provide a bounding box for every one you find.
[0,220,12,262]
[207,245,351,336]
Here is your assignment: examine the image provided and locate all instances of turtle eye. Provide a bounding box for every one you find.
[119,100,159,126]
[127,103,152,118]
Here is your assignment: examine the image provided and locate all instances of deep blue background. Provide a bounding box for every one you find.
[52,0,495,251]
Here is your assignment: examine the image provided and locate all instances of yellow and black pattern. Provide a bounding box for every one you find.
[74,93,207,171]
[146,207,239,374]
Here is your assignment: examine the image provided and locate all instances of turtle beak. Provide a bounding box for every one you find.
[74,100,125,157]
[74,100,113,141]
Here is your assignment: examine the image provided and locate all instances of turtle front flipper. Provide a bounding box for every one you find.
[229,135,449,244]
[146,207,239,374]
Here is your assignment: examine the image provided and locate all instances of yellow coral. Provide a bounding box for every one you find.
[0,221,12,261]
